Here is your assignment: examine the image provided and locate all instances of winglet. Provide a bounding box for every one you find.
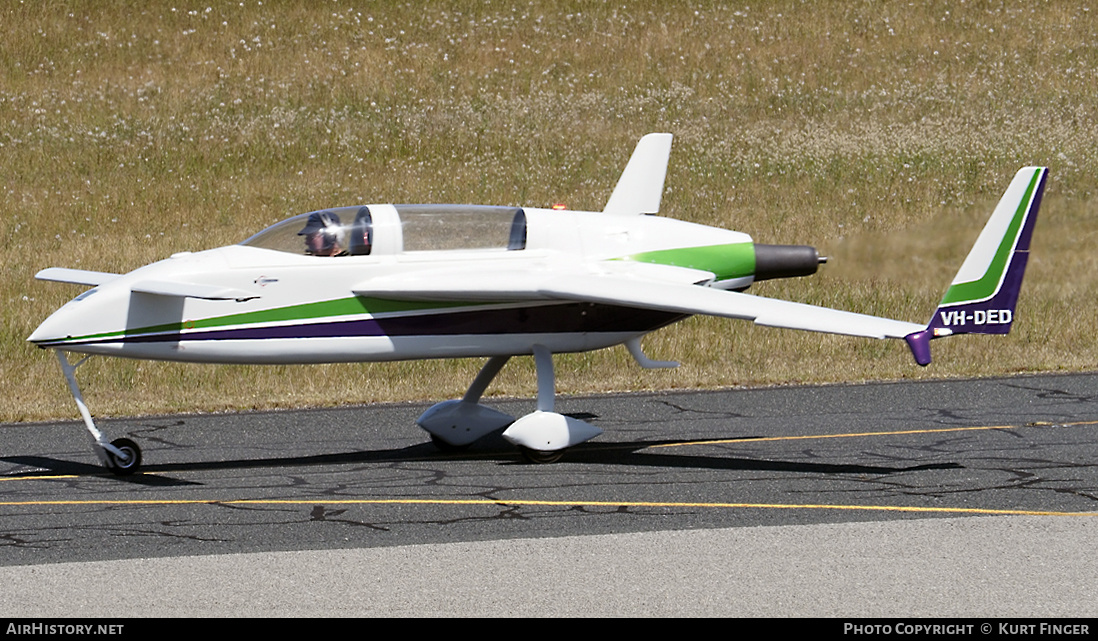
[904,329,933,366]
[905,166,1047,366]
[603,133,673,216]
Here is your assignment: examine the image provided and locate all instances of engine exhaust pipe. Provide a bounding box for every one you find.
[753,244,825,282]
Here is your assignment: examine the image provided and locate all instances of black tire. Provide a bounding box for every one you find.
[105,438,142,475]
[518,446,564,464]
[430,434,470,453]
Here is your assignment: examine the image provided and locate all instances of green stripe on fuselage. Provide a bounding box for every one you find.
[51,297,483,344]
[621,243,755,281]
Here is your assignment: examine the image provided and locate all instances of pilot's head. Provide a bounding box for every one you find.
[298,211,343,256]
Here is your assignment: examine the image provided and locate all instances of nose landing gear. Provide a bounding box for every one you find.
[56,351,143,476]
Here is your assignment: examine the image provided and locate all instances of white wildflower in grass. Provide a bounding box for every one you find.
[2,1,1096,420]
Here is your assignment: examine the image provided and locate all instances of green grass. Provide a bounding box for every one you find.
[3,1,1097,422]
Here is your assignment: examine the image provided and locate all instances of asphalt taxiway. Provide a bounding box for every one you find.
[2,372,1097,616]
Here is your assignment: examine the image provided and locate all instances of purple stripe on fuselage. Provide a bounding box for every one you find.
[114,303,686,344]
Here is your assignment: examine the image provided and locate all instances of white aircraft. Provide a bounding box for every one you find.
[29,134,1047,474]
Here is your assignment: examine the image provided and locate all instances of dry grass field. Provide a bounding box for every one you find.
[3,1,1096,422]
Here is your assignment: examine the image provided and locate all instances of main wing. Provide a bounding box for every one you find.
[548,272,924,339]
[356,259,923,340]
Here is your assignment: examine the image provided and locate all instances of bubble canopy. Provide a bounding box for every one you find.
[240,205,527,256]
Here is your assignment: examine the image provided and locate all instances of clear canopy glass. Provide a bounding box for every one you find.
[240,205,526,256]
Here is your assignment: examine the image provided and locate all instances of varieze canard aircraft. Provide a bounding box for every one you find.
[29,134,1046,473]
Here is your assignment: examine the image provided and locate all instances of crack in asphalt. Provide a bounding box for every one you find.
[5,374,1098,566]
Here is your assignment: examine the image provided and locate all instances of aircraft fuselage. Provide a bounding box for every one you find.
[29,206,757,363]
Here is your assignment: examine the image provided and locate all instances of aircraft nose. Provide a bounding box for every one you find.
[27,296,93,347]
[28,308,74,345]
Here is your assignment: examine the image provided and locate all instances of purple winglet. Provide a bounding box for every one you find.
[904,330,933,367]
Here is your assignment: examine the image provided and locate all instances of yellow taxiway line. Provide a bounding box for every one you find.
[647,419,1098,449]
[3,420,1096,518]
[0,497,1094,518]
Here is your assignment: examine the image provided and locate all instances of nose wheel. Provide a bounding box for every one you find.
[103,438,142,475]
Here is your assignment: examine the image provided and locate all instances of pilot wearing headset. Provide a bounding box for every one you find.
[298,211,347,257]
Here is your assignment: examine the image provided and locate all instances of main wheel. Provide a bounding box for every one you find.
[518,446,564,464]
[105,438,142,475]
[430,434,470,453]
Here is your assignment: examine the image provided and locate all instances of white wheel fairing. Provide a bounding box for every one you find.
[417,400,516,446]
[501,411,603,452]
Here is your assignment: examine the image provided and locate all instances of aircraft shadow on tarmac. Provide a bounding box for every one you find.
[1,418,962,484]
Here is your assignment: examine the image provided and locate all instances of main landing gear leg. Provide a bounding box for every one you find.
[417,355,517,450]
[55,351,142,475]
[501,344,602,464]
